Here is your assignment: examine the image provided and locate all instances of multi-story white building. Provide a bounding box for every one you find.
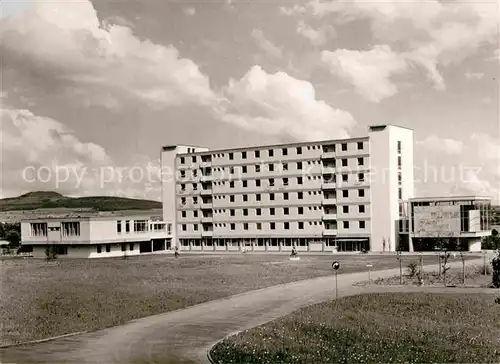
[21,212,172,258]
[161,125,414,252]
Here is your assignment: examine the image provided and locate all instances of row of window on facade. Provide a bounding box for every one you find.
[30,222,80,237]
[180,173,366,191]
[28,221,172,237]
[116,220,147,234]
[180,142,366,164]
[178,239,363,248]
[411,200,491,207]
[178,158,366,177]
[96,243,135,253]
[181,204,366,218]
[397,141,403,205]
[181,220,365,231]
[116,220,172,234]
[218,158,364,172]
[180,189,366,205]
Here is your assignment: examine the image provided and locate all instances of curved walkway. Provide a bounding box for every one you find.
[1,259,496,364]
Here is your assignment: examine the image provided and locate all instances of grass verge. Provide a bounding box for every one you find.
[211,293,500,364]
[0,253,480,346]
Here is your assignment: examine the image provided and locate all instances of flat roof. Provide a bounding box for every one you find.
[21,210,164,222]
[368,124,414,131]
[168,136,371,157]
[409,196,492,202]
[162,144,206,151]
[162,124,413,157]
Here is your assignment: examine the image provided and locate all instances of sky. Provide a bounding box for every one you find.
[0,0,499,203]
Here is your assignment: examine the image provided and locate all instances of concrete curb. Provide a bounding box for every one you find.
[0,331,88,349]
[207,348,216,364]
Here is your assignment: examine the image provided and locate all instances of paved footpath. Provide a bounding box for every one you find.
[1,259,497,364]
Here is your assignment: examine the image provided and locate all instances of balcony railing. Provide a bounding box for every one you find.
[322,197,337,205]
[200,188,212,195]
[323,228,338,235]
[200,174,213,181]
[321,167,336,174]
[202,230,214,237]
[322,213,337,220]
[321,152,336,159]
[322,181,336,189]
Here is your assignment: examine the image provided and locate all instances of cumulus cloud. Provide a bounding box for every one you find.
[471,133,500,162]
[0,106,162,200]
[296,21,336,46]
[183,7,196,16]
[251,29,283,58]
[0,0,215,109]
[446,133,499,201]
[321,45,407,102]
[284,0,499,93]
[280,5,307,16]
[417,135,464,155]
[1,106,111,193]
[450,170,499,201]
[465,72,485,80]
[215,65,356,141]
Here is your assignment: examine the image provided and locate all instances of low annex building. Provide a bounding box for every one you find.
[21,212,172,259]
[398,196,492,252]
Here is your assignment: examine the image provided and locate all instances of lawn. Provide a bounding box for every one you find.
[211,293,500,364]
[0,253,481,346]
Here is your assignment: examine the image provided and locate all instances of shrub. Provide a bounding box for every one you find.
[44,245,57,261]
[491,251,500,288]
[406,261,419,277]
[477,264,492,276]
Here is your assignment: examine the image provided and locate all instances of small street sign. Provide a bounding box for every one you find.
[332,261,340,270]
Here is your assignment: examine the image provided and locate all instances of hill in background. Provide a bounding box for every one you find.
[0,191,162,212]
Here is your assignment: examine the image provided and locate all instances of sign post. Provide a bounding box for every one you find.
[332,261,340,299]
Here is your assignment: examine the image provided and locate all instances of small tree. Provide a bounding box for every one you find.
[440,251,451,286]
[45,245,57,261]
[5,230,21,248]
[406,261,419,277]
[491,251,500,288]
[0,223,21,249]
[482,231,500,250]
[417,253,424,285]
